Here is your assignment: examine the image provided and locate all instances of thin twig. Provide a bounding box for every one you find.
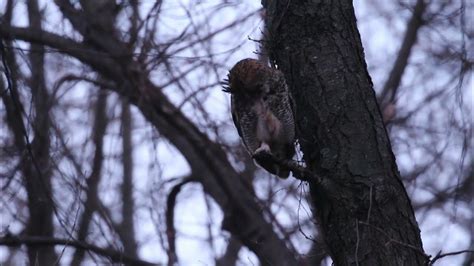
[366,185,373,223]
[429,249,474,265]
[296,183,316,243]
[0,234,158,265]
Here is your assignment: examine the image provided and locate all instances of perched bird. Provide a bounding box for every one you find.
[223,58,295,178]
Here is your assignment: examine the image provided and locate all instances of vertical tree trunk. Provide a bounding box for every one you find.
[25,0,58,264]
[119,99,138,257]
[70,90,108,266]
[263,0,427,265]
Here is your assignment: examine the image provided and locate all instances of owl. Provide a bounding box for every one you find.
[223,58,296,178]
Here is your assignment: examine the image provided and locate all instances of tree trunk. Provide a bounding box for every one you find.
[118,99,138,257]
[263,0,427,265]
[70,90,108,266]
[25,0,58,264]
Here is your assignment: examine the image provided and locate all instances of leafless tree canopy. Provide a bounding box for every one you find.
[0,0,471,265]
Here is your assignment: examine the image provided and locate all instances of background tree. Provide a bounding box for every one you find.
[0,0,471,265]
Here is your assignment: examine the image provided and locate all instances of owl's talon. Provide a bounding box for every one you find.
[253,143,272,162]
[255,143,271,154]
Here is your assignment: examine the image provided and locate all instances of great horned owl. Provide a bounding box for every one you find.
[223,58,295,178]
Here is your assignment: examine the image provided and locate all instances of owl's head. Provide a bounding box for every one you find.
[222,58,270,96]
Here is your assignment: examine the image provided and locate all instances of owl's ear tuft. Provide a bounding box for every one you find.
[222,87,232,93]
[221,77,232,93]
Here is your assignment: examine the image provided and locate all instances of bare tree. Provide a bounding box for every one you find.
[0,0,471,265]
[1,0,57,264]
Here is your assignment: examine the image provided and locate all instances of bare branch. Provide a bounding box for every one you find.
[165,178,196,266]
[0,24,123,78]
[0,234,158,266]
[379,0,427,106]
[429,249,474,265]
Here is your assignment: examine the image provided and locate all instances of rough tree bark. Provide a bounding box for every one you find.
[264,0,427,265]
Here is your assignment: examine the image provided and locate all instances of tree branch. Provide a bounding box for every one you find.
[0,24,123,78]
[215,236,242,266]
[429,250,474,265]
[0,235,158,266]
[165,178,196,266]
[379,0,427,106]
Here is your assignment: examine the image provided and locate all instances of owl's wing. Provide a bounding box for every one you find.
[231,103,244,139]
[231,97,260,154]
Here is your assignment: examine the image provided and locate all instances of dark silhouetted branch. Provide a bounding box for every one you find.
[166,177,196,266]
[429,249,474,265]
[379,0,427,105]
[216,236,242,266]
[71,90,108,266]
[0,235,158,266]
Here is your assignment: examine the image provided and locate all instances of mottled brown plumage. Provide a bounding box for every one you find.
[223,58,295,178]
